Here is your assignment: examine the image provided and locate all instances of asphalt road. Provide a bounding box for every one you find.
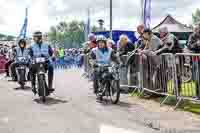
[0,68,160,133]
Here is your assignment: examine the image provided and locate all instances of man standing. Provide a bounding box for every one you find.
[188,23,200,99]
[136,24,145,50]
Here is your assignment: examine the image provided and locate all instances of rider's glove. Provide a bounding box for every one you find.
[93,63,98,68]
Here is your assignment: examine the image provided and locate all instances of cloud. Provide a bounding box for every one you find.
[48,0,200,30]
[0,0,199,35]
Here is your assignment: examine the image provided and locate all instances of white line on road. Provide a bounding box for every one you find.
[100,124,141,133]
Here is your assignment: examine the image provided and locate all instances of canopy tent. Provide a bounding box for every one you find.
[152,15,193,42]
[152,15,193,33]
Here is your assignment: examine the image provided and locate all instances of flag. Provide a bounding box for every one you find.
[18,8,28,39]
[143,0,151,28]
[84,8,91,41]
[87,8,91,35]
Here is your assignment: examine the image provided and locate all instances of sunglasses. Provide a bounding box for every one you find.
[143,37,149,41]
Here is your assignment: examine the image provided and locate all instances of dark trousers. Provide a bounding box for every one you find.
[10,62,29,80]
[30,63,54,89]
[192,62,200,98]
[5,60,13,76]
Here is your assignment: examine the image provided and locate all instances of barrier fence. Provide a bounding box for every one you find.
[83,52,200,108]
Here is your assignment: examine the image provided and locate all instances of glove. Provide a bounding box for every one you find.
[120,63,126,68]
[93,63,98,68]
[52,57,56,62]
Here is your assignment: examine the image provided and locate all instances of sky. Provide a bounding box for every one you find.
[0,0,199,36]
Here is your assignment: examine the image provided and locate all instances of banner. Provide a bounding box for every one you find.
[143,0,151,28]
[18,8,28,39]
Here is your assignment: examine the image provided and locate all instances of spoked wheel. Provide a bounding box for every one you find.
[110,80,120,104]
[95,80,105,101]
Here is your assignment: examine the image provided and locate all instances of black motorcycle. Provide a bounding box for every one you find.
[15,57,29,89]
[94,64,121,104]
[32,57,50,103]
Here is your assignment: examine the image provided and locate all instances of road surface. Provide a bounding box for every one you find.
[0,68,161,133]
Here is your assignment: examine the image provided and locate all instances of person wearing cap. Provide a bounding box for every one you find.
[10,38,30,81]
[83,33,97,54]
[155,26,181,55]
[90,35,120,93]
[29,31,54,94]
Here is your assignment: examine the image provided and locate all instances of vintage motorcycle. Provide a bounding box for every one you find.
[93,64,121,104]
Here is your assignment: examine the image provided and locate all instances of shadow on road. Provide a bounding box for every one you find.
[97,98,132,108]
[34,97,68,106]
[13,86,32,91]
[117,101,133,108]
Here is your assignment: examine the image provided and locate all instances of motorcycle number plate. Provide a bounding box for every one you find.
[18,57,25,61]
[108,67,112,72]
[36,58,45,63]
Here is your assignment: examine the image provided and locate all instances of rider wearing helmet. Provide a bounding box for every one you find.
[90,35,120,93]
[10,38,30,81]
[30,31,54,93]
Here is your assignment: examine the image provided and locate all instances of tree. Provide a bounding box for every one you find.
[91,26,98,32]
[48,20,85,48]
[192,8,200,24]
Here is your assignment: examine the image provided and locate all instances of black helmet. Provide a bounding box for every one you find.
[18,38,26,48]
[33,31,43,44]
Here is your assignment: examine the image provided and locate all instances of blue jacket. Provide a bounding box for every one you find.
[14,47,30,63]
[30,43,53,58]
[91,47,112,65]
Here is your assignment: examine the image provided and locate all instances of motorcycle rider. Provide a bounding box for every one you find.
[29,31,54,94]
[10,38,30,81]
[90,35,120,93]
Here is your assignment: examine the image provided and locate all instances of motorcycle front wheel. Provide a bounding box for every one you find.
[38,74,46,103]
[110,80,120,104]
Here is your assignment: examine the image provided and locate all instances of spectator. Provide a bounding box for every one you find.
[140,28,162,56]
[155,26,182,55]
[118,34,135,56]
[107,39,117,51]
[135,24,145,50]
[187,24,200,53]
[139,29,162,87]
[83,33,97,54]
[5,44,16,77]
[187,23,200,99]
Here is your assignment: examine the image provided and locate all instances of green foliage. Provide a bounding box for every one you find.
[0,33,15,41]
[48,20,85,48]
[192,8,200,24]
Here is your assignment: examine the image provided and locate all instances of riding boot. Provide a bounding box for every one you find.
[31,75,37,94]
[48,75,54,92]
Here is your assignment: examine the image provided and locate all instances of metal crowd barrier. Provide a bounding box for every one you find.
[119,55,128,87]
[83,52,200,107]
[83,53,93,79]
[174,53,200,107]
[126,53,177,97]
